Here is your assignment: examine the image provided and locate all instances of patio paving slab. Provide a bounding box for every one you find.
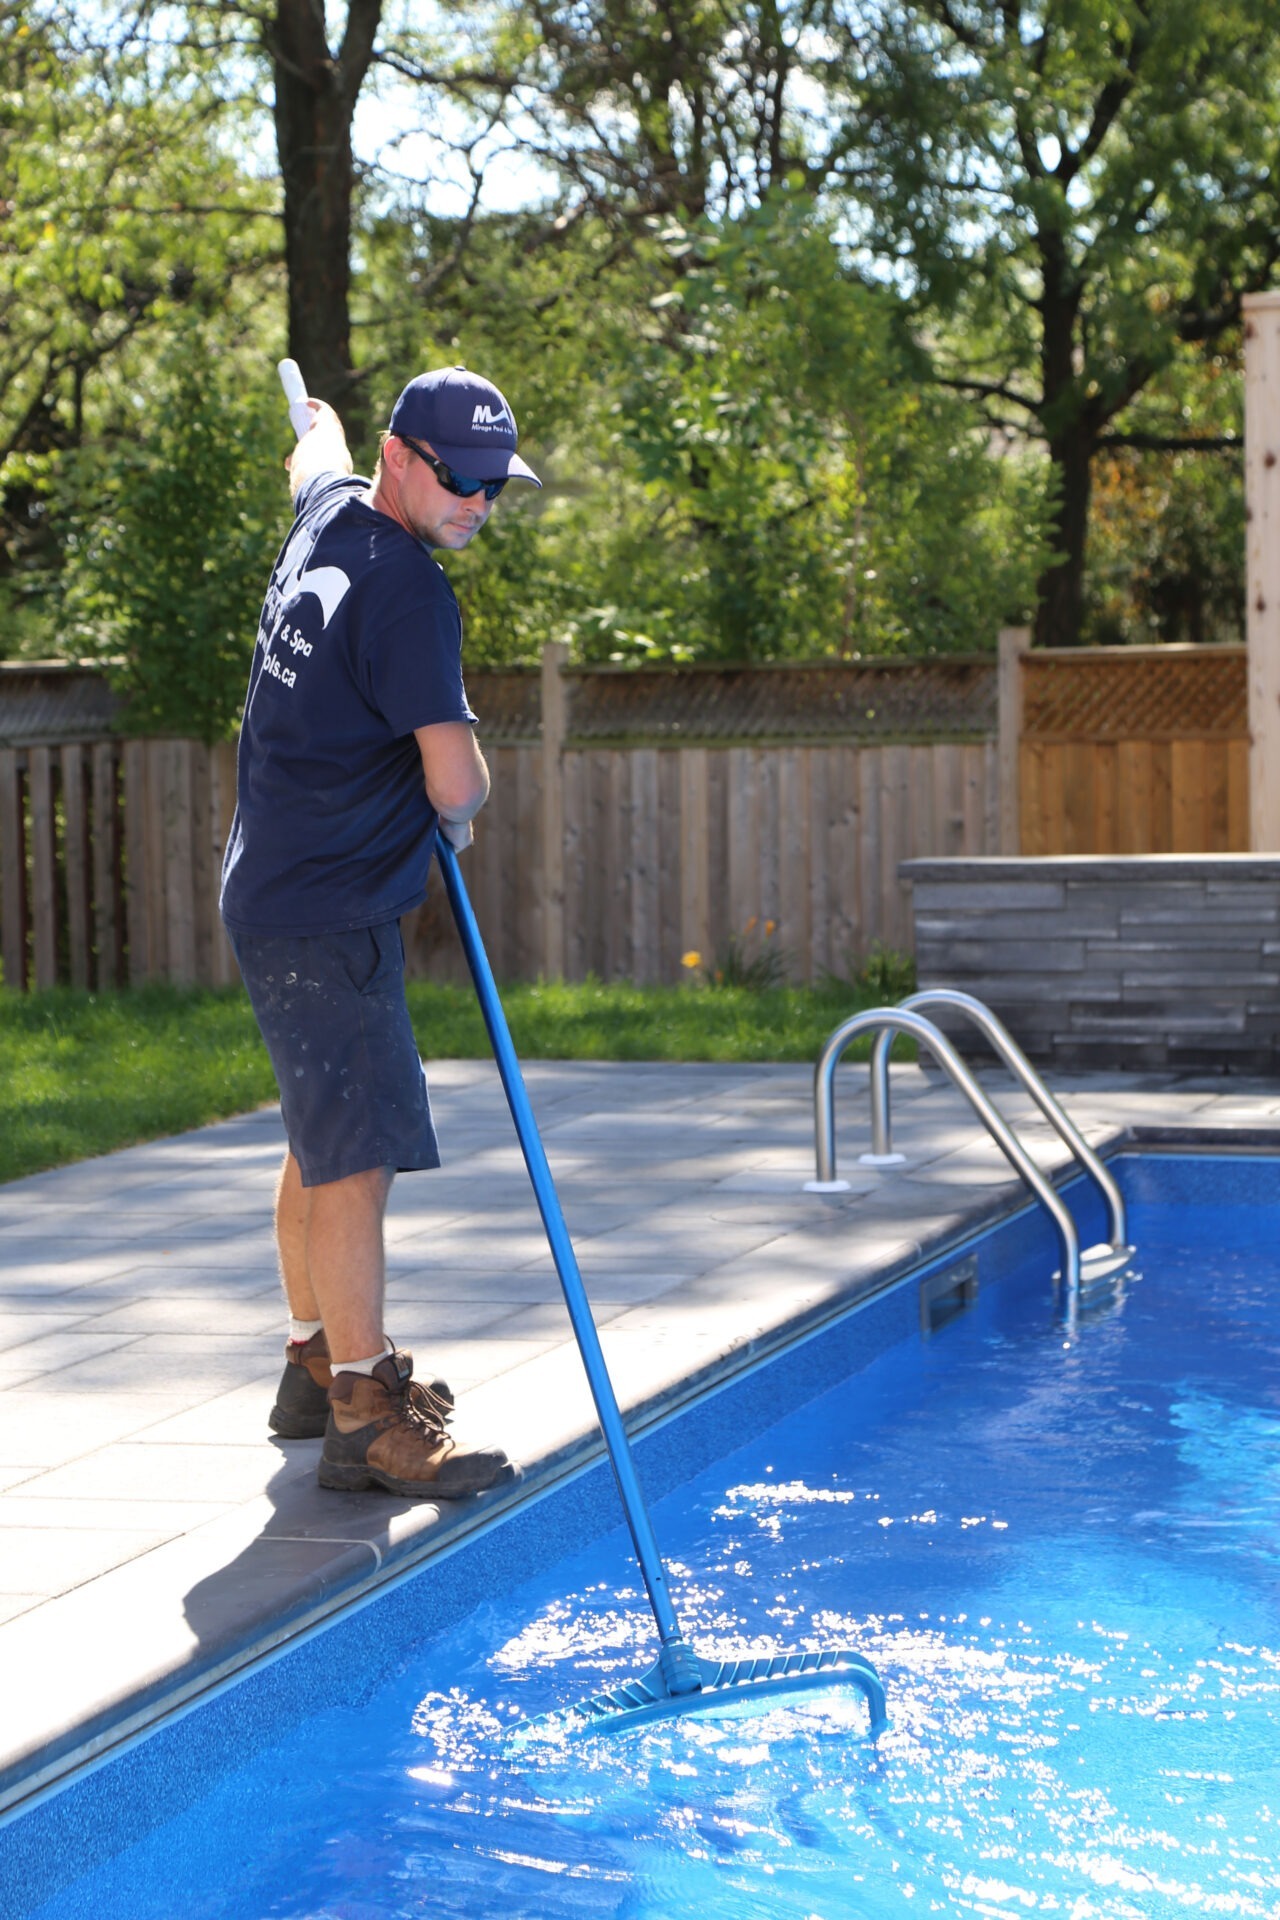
[0,1057,1276,1821]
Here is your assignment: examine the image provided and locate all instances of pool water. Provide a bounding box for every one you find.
[24,1159,1280,1918]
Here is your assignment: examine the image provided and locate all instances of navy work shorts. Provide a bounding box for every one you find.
[228,920,440,1188]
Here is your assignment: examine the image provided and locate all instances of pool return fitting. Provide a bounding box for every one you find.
[438,839,889,1743]
[808,993,1134,1310]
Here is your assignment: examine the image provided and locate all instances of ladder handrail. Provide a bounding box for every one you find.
[869,989,1130,1254]
[812,1007,1083,1298]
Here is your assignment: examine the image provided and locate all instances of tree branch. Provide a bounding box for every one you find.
[1061,3,1151,186]
[1098,431,1242,453]
[935,372,1041,417]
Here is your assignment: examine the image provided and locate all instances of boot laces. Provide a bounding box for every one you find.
[391,1376,450,1445]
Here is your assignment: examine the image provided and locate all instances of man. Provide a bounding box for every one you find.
[220,365,540,1500]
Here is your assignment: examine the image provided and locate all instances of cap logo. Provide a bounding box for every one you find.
[472,402,510,430]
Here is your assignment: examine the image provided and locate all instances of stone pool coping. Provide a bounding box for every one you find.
[2,1059,1278,1822]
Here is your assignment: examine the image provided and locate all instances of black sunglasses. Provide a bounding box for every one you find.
[398,435,507,501]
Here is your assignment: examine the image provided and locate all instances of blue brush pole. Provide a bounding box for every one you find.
[435,837,704,1699]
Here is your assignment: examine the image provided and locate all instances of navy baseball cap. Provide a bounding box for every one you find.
[388,367,541,487]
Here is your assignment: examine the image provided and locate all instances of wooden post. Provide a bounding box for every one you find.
[998,625,1029,855]
[540,640,569,979]
[1246,291,1280,850]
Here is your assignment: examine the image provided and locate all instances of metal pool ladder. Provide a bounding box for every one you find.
[806,989,1134,1309]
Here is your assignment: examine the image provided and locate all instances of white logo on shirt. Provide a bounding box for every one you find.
[274,520,351,628]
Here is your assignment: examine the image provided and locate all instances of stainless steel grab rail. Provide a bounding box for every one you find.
[868,989,1133,1280]
[807,1006,1087,1299]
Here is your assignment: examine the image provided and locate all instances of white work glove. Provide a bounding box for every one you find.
[438,816,474,851]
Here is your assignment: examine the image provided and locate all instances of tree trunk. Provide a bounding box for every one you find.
[267,0,382,439]
[1035,423,1095,649]
[1033,220,1092,650]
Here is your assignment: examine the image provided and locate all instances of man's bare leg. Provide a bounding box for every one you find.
[275,1149,393,1361]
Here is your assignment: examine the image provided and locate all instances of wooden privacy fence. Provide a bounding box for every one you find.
[405,647,1000,986]
[0,639,1255,992]
[0,653,1000,991]
[1002,634,1249,855]
[0,734,238,994]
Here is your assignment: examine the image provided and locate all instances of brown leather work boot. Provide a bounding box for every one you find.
[319,1350,516,1499]
[269,1330,453,1440]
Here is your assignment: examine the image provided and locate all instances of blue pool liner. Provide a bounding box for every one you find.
[0,1147,1274,1917]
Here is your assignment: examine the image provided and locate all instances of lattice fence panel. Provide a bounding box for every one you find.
[1023,647,1247,741]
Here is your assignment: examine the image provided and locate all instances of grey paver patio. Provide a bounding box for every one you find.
[0,1054,1276,1821]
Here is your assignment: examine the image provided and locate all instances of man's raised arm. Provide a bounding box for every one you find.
[286,400,354,500]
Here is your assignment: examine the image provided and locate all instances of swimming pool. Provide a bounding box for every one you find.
[4,1149,1280,1918]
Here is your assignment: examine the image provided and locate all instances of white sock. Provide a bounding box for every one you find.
[287,1317,324,1346]
[330,1340,394,1378]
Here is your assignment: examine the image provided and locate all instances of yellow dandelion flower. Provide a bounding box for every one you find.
[681,950,702,969]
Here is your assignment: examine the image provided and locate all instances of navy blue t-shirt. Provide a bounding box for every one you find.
[220,473,476,935]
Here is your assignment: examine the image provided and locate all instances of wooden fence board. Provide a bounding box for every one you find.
[630,748,660,983]
[907,741,934,861]
[678,748,710,968]
[1092,742,1118,853]
[1205,742,1230,850]
[561,750,588,980]
[879,745,912,955]
[1227,739,1250,851]
[122,740,143,982]
[577,752,606,978]
[91,743,120,990]
[706,751,729,968]
[28,747,57,991]
[960,743,986,858]
[757,745,781,944]
[162,739,197,983]
[777,747,810,981]
[806,751,831,981]
[1114,741,1148,854]
[0,747,27,992]
[725,747,755,946]
[1150,743,1173,853]
[208,742,238,987]
[191,745,214,988]
[61,745,91,989]
[604,751,628,982]
[1170,739,1210,852]
[833,746,859,975]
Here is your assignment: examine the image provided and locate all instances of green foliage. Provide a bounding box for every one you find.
[823,942,918,1004]
[1084,350,1245,646]
[2,0,1266,684]
[0,4,278,613]
[697,917,791,990]
[842,0,1279,641]
[370,192,1049,666]
[59,350,289,739]
[1085,446,1245,648]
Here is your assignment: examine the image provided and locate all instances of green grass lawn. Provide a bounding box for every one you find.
[0,974,908,1185]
